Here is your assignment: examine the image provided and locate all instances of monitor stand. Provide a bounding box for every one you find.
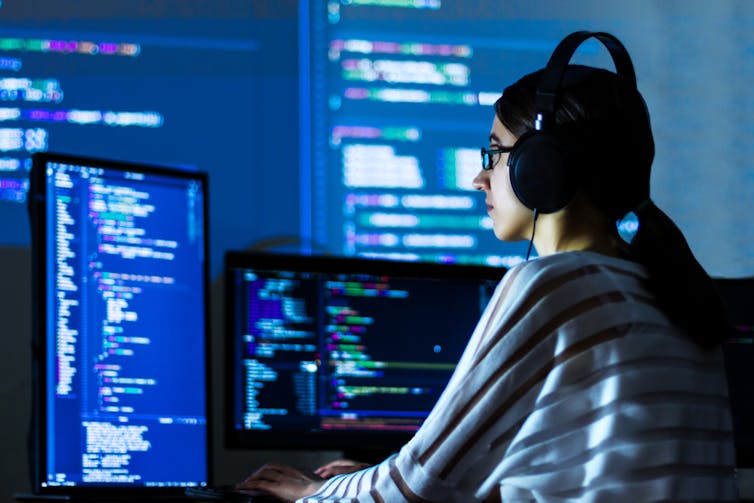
[13,495,71,502]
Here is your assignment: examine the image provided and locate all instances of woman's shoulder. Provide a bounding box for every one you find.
[511,249,645,274]
[504,250,648,294]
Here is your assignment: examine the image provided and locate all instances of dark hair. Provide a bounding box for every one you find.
[496,65,729,348]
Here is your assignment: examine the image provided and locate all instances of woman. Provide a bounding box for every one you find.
[237,32,738,502]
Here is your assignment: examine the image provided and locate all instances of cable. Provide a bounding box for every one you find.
[526,208,539,261]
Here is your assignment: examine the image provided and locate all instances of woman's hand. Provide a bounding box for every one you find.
[313,459,371,479]
[236,463,325,503]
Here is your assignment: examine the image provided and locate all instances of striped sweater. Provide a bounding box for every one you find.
[300,251,738,502]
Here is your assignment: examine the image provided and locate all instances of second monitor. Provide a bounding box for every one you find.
[224,252,504,456]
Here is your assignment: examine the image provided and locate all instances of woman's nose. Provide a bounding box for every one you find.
[472,170,488,191]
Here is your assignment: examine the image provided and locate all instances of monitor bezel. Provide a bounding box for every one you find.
[223,250,505,457]
[28,151,212,497]
[715,277,754,469]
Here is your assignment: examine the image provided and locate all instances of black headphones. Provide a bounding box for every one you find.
[507,31,637,214]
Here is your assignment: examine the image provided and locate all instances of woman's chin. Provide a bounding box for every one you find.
[493,232,514,242]
[492,227,528,243]
[492,227,515,242]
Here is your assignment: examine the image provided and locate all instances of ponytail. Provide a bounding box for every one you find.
[497,65,728,348]
[629,200,730,348]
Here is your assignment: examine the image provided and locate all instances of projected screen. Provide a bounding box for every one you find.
[225,251,501,453]
[29,153,209,491]
[300,0,754,277]
[0,1,297,275]
[3,1,753,277]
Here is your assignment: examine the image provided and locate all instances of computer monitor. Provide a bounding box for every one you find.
[28,152,210,497]
[716,277,754,469]
[224,251,503,458]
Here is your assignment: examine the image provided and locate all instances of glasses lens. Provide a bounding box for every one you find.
[480,146,514,170]
[481,148,490,170]
[481,148,495,170]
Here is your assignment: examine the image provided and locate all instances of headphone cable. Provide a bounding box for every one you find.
[526,209,539,260]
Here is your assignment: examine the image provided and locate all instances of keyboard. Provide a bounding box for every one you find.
[184,486,279,503]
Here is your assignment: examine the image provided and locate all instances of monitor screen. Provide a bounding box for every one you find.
[717,277,754,468]
[28,152,210,494]
[224,251,503,455]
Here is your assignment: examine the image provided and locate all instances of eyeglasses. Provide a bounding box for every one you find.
[480,146,514,171]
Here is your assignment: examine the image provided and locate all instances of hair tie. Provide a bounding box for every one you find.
[617,199,652,244]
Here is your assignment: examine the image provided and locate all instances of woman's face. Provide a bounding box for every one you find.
[472,115,533,241]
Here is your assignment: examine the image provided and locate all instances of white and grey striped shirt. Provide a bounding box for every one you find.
[300,251,738,502]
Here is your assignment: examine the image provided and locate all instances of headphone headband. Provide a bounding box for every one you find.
[535,31,637,130]
[505,31,639,214]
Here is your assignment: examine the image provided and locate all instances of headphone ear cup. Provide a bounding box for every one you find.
[507,131,579,213]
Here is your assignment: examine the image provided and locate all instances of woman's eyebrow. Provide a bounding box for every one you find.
[488,132,501,145]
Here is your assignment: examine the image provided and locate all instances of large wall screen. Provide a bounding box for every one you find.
[301,0,754,277]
